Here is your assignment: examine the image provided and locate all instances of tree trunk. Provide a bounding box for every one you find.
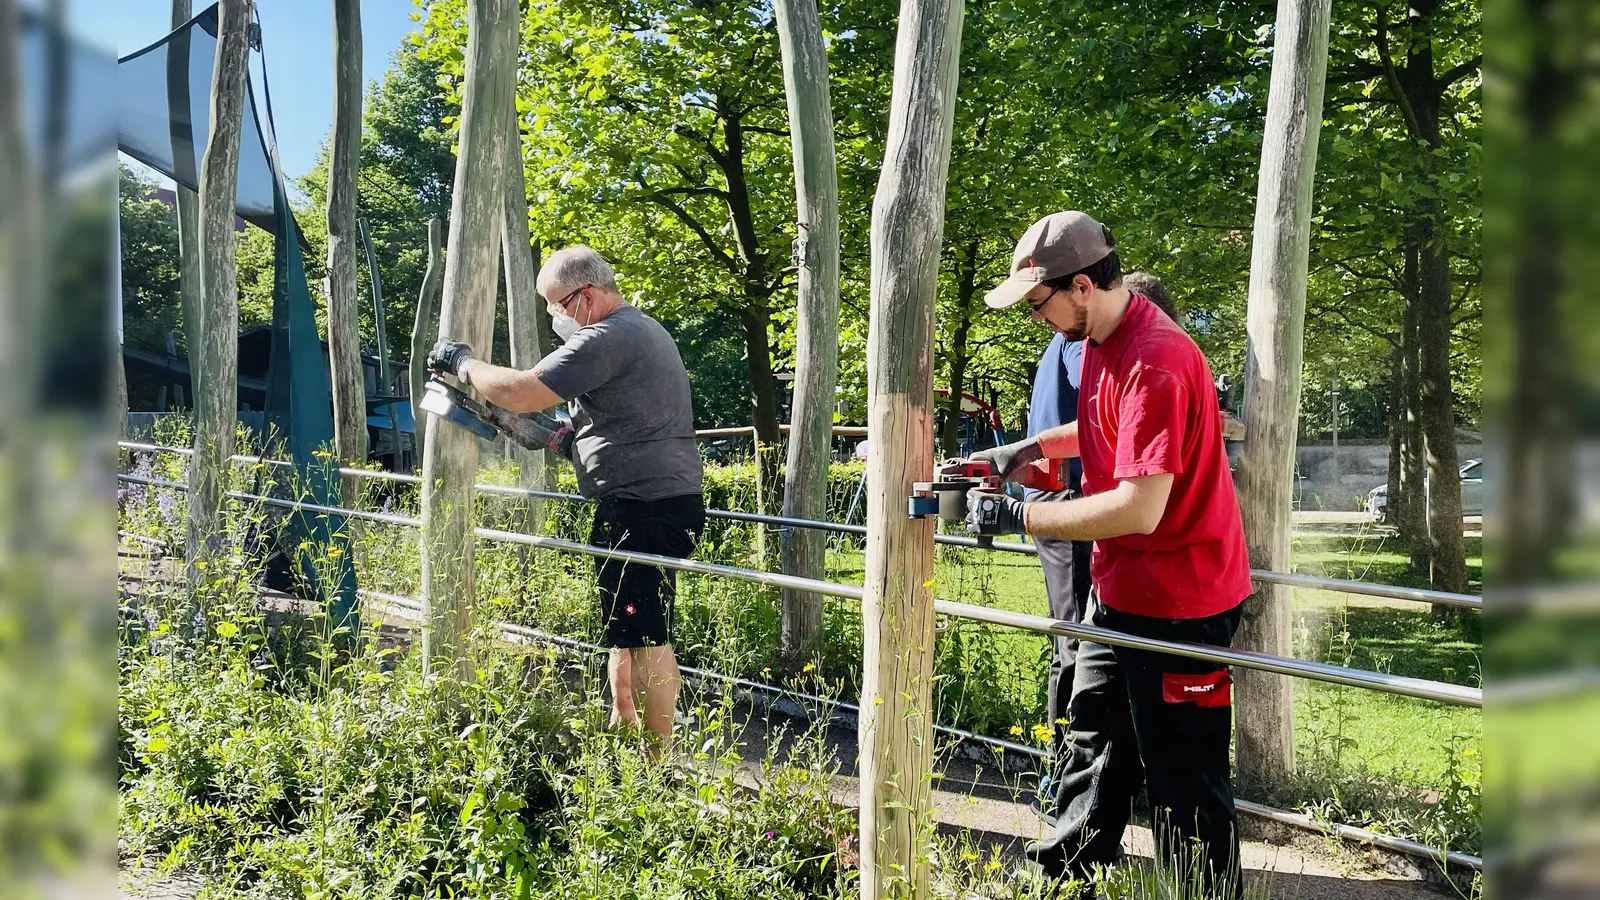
[169,0,203,360]
[410,216,444,460]
[1398,0,1467,601]
[1400,289,1429,567]
[857,0,963,894]
[1417,217,1466,600]
[1499,63,1573,584]
[326,0,365,502]
[1385,338,1402,525]
[187,0,249,567]
[939,239,980,459]
[774,0,842,670]
[1233,0,1332,794]
[741,303,782,565]
[501,95,550,536]
[420,0,516,683]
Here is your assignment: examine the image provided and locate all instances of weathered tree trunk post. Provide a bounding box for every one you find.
[774,0,841,670]
[169,0,204,362]
[326,0,366,501]
[1233,0,1332,792]
[501,97,550,536]
[359,217,403,466]
[1400,291,1429,566]
[420,0,516,682]
[410,216,444,460]
[857,0,963,894]
[187,0,250,566]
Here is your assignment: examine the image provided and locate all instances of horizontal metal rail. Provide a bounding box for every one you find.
[117,472,1482,707]
[118,441,1483,610]
[358,587,1481,873]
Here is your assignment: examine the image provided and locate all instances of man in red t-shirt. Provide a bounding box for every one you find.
[969,211,1249,897]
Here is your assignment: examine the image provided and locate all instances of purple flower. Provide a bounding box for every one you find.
[765,831,775,839]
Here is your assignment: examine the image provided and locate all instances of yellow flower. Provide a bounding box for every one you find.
[1031,723,1053,744]
[874,697,884,706]
[1054,718,1069,726]
[1009,725,1024,737]
[986,858,1002,872]
[802,662,817,674]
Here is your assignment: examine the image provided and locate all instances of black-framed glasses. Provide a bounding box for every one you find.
[553,283,590,309]
[1027,286,1061,313]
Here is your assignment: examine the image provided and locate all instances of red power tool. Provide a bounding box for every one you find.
[912,456,1068,545]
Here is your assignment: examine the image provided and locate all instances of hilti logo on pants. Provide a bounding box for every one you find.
[1162,670,1232,707]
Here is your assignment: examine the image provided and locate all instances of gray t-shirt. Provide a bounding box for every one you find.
[534,305,703,501]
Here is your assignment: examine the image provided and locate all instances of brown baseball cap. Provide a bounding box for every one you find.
[983,211,1116,309]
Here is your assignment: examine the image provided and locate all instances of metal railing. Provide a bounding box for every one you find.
[355,587,1483,873]
[118,441,1483,611]
[118,470,1484,871]
[117,470,1481,709]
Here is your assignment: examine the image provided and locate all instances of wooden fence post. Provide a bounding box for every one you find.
[1234,0,1333,792]
[501,93,549,536]
[186,0,249,567]
[419,0,516,681]
[774,0,841,669]
[858,0,964,894]
[410,216,444,460]
[326,0,366,500]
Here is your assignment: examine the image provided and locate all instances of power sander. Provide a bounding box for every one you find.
[418,375,572,457]
[911,456,1067,545]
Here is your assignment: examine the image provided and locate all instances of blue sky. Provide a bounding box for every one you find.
[78,0,425,180]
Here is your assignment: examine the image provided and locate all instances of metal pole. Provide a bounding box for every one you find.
[357,586,1484,873]
[116,442,1485,611]
[359,216,403,467]
[116,472,1483,707]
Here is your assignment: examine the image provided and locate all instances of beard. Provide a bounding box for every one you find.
[1054,302,1089,342]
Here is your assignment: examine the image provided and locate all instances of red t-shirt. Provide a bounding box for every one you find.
[1077,293,1251,618]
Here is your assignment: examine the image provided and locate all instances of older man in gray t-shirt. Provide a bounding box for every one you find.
[425,246,704,752]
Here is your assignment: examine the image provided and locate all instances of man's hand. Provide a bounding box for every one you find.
[427,338,474,376]
[548,422,575,460]
[965,488,1029,536]
[971,436,1044,483]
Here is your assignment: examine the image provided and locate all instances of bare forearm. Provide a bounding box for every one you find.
[1024,473,1172,541]
[1035,421,1079,458]
[459,359,560,413]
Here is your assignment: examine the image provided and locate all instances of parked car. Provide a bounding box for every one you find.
[1367,458,1483,523]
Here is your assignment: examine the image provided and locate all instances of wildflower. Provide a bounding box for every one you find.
[1054,717,1069,726]
[1031,723,1053,744]
[1009,725,1024,737]
[765,831,775,839]
[802,662,817,674]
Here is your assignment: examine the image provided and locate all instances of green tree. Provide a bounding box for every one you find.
[119,165,182,353]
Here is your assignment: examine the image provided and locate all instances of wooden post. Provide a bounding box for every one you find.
[774,0,841,669]
[186,0,250,565]
[326,0,366,499]
[359,216,403,466]
[500,95,550,535]
[420,0,516,682]
[858,0,963,894]
[410,216,444,460]
[1233,0,1332,792]
[169,0,204,364]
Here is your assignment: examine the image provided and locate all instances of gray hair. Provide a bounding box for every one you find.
[1124,271,1178,322]
[537,245,619,298]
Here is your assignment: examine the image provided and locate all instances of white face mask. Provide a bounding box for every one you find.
[550,308,581,341]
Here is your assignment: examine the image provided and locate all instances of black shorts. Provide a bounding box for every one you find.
[588,494,705,649]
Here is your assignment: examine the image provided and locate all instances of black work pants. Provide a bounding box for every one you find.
[1027,596,1244,899]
